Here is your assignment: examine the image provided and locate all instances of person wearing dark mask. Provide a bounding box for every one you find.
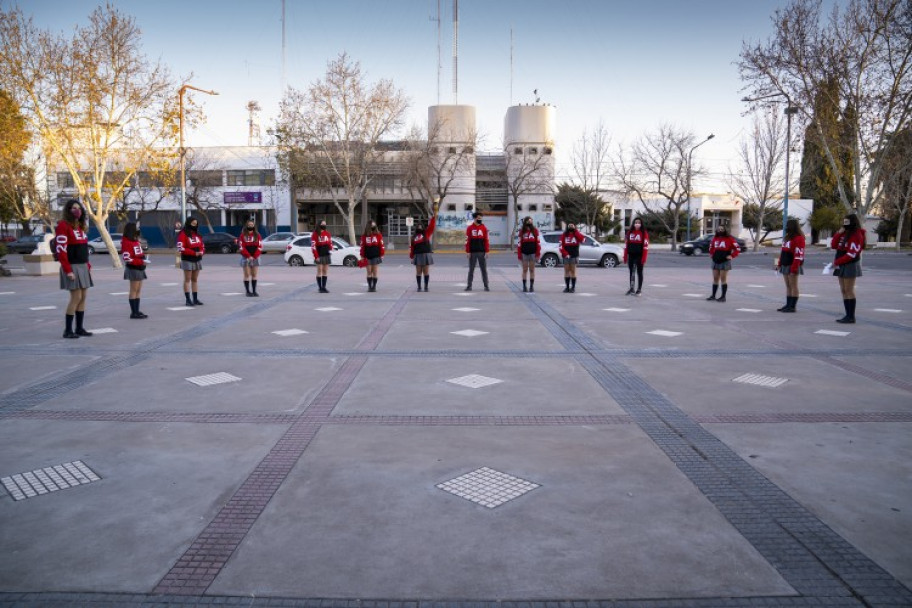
[311,220,333,293]
[559,223,585,292]
[409,203,438,291]
[237,219,262,297]
[120,222,148,318]
[516,216,540,292]
[360,220,385,292]
[177,216,205,306]
[55,199,94,338]
[465,211,490,291]
[831,212,865,323]
[623,217,649,296]
[774,218,805,312]
[706,224,740,303]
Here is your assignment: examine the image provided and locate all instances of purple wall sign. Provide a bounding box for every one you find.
[224,192,262,204]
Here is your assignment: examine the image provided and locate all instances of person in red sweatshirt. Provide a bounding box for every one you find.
[410,208,437,292]
[774,218,805,313]
[706,224,740,302]
[55,199,93,338]
[177,216,205,306]
[623,216,649,296]
[360,220,385,292]
[311,220,333,293]
[516,216,541,292]
[237,219,262,297]
[560,223,585,293]
[120,222,148,319]
[831,212,865,323]
[465,211,490,291]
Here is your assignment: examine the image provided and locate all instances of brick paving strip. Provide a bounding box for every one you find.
[507,279,912,607]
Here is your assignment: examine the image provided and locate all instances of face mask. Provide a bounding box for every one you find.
[246,225,254,231]
[843,219,850,226]
[71,207,82,219]
[634,223,641,230]
[475,219,482,224]
[190,223,198,230]
[320,225,326,230]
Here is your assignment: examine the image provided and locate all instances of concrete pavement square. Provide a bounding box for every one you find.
[0,418,286,593]
[208,425,794,600]
[333,356,624,417]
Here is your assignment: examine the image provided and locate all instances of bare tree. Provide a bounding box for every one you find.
[275,52,409,244]
[728,109,789,250]
[876,128,912,248]
[403,117,478,218]
[505,145,554,240]
[568,121,613,234]
[0,5,180,268]
[615,124,703,251]
[739,0,912,217]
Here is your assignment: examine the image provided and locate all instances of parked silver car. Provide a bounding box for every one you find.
[538,231,623,268]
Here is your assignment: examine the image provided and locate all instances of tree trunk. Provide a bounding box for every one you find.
[896,207,908,252]
[89,214,123,269]
[345,196,357,245]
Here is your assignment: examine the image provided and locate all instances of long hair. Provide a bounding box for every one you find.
[123,222,139,241]
[784,218,803,240]
[630,216,646,234]
[62,199,86,230]
[362,220,380,238]
[844,212,861,234]
[183,216,199,235]
[520,216,538,237]
[715,223,729,237]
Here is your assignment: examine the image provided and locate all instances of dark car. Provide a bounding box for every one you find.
[7,234,47,254]
[680,234,748,256]
[200,232,239,254]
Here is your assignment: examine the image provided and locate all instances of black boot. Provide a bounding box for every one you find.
[320,276,329,293]
[563,277,570,293]
[63,314,78,339]
[192,292,204,306]
[416,276,422,292]
[423,275,429,291]
[717,284,728,303]
[707,284,718,301]
[529,279,534,292]
[244,280,251,296]
[837,299,856,323]
[135,298,147,318]
[522,279,527,292]
[75,311,92,336]
[570,278,576,293]
[185,292,195,307]
[130,298,141,319]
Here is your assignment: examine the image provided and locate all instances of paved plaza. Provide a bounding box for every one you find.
[0,251,910,607]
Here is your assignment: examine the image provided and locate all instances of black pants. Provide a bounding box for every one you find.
[467,252,488,287]
[628,256,644,290]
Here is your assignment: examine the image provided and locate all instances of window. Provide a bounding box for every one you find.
[56,172,76,189]
[188,170,223,187]
[543,204,553,212]
[514,147,523,155]
[447,146,457,154]
[464,146,474,154]
[446,203,456,211]
[227,169,276,186]
[529,147,538,155]
[529,204,538,212]
[543,234,560,243]
[543,147,553,155]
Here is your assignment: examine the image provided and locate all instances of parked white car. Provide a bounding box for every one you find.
[87,233,149,254]
[537,231,623,268]
[284,235,361,267]
[261,232,303,253]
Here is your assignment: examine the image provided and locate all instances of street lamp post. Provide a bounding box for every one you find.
[741,94,799,242]
[178,84,219,224]
[686,133,715,242]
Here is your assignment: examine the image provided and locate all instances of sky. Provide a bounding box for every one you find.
[17,0,812,192]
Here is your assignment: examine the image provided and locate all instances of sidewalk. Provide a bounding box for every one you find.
[0,260,910,607]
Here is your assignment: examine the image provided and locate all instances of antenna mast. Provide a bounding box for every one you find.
[281,0,286,93]
[510,26,514,105]
[452,0,458,104]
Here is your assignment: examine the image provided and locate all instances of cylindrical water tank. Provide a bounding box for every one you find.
[504,105,556,146]
[428,105,476,143]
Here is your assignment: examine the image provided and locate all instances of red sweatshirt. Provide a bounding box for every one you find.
[360,233,385,259]
[831,229,865,266]
[54,221,90,274]
[120,236,146,269]
[237,231,262,259]
[465,222,490,253]
[410,216,436,258]
[624,229,650,264]
[177,230,205,261]
[779,234,805,273]
[516,228,541,260]
[708,235,741,262]
[311,229,333,259]
[559,230,585,258]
